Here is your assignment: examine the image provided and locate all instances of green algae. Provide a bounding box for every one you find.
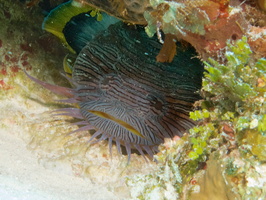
[201,36,266,161]
[187,36,266,163]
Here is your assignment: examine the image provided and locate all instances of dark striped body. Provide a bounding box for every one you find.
[26,21,204,159]
[72,22,204,153]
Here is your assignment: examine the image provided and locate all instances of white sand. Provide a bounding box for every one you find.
[0,130,120,200]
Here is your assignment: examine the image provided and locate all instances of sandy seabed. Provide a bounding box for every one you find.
[0,129,118,200]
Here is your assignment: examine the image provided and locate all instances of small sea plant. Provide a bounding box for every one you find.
[190,36,266,162]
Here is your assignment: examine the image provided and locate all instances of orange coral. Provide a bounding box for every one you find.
[144,0,254,61]
[248,26,266,59]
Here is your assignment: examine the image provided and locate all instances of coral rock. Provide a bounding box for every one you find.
[75,0,153,24]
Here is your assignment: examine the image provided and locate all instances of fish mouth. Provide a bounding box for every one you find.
[87,109,145,138]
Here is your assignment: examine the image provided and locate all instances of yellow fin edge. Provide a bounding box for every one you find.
[88,110,145,138]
